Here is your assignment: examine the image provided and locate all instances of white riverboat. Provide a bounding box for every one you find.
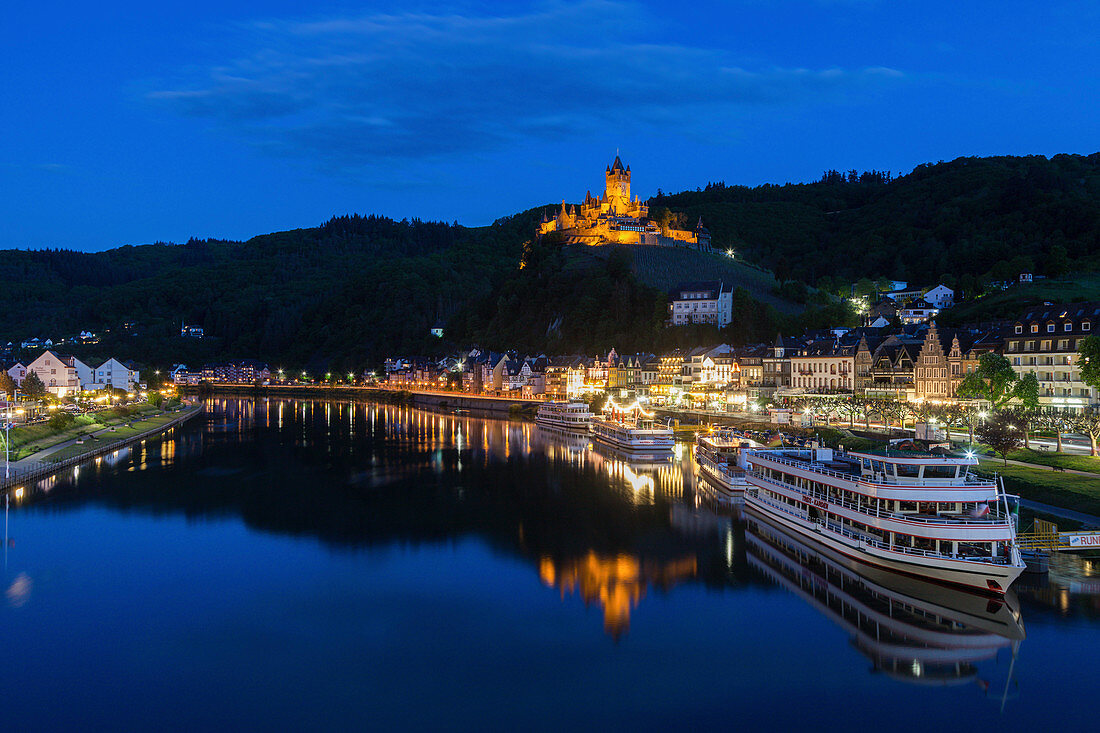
[589,400,673,456]
[743,447,1025,595]
[535,401,593,430]
[746,510,1024,685]
[693,430,761,504]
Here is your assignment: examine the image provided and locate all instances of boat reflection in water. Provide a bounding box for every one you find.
[538,552,698,639]
[746,508,1025,689]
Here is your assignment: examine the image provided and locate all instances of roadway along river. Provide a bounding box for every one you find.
[1,397,1098,731]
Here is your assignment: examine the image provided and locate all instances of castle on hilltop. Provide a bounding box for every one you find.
[538,156,710,250]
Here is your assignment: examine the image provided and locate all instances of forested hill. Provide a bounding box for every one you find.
[3,152,1100,373]
[650,153,1100,292]
[0,212,537,370]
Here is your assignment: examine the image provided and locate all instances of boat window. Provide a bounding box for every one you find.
[922,464,957,479]
[894,463,920,478]
[898,501,917,512]
[870,460,886,474]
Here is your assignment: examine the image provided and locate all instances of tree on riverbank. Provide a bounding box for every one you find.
[1068,409,1100,457]
[21,372,46,397]
[977,412,1023,465]
[957,353,1036,409]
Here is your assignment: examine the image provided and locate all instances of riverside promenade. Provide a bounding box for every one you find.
[182,384,540,415]
[1,404,203,491]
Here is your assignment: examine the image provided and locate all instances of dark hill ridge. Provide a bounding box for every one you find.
[651,153,1100,289]
[1,153,1098,371]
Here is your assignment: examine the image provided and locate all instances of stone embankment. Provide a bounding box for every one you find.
[180,384,541,416]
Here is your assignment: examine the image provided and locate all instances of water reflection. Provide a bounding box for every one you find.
[746,508,1024,694]
[5,396,1095,661]
[539,552,698,639]
[7,398,749,639]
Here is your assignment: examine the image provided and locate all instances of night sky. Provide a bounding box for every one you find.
[4,0,1098,252]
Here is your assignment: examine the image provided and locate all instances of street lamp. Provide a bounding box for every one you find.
[1,391,10,480]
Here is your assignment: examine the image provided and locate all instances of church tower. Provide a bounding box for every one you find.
[605,156,631,214]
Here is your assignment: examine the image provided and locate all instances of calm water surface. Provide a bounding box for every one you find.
[2,398,1098,731]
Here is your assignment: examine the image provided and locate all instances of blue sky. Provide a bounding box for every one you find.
[3,0,1098,252]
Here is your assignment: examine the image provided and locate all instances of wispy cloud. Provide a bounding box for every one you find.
[148,1,905,168]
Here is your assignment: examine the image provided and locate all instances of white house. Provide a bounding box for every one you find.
[899,299,939,325]
[26,350,88,397]
[668,281,734,327]
[95,358,141,391]
[923,284,955,309]
[6,362,27,387]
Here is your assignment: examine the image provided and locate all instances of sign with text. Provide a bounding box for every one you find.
[1064,533,1100,549]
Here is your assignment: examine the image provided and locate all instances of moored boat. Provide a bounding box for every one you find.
[535,401,593,430]
[743,446,1025,595]
[746,509,1024,685]
[589,399,673,455]
[693,429,760,504]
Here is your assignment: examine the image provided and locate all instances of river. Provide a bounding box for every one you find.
[1,397,1098,731]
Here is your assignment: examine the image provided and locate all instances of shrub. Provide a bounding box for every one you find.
[47,412,76,431]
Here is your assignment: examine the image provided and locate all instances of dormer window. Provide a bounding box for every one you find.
[1031,324,1039,333]
[1015,325,1023,334]
[1065,323,1073,331]
[1048,324,1055,332]
[1085,322,1092,332]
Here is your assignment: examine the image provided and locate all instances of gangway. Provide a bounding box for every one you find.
[1016,519,1100,552]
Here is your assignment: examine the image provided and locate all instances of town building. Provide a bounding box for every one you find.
[25,350,88,397]
[1005,302,1100,411]
[6,362,27,387]
[94,358,142,391]
[862,332,923,400]
[789,338,856,393]
[668,281,734,327]
[201,360,270,384]
[761,335,795,394]
[899,299,939,325]
[923,285,955,309]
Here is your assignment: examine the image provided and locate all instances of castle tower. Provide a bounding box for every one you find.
[605,155,631,215]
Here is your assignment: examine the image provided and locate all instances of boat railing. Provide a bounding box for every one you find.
[747,490,1017,566]
[749,452,997,490]
[698,453,744,478]
[747,472,1014,528]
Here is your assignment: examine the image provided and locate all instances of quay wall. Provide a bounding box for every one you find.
[180,385,541,416]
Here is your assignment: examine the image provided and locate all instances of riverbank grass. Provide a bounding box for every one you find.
[1003,448,1100,474]
[974,459,1100,517]
[42,412,183,463]
[7,404,162,460]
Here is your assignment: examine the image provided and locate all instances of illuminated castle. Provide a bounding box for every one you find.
[538,156,711,250]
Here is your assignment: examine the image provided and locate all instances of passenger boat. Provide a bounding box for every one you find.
[693,430,760,504]
[746,510,1023,685]
[743,447,1025,595]
[535,401,593,430]
[589,400,673,456]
